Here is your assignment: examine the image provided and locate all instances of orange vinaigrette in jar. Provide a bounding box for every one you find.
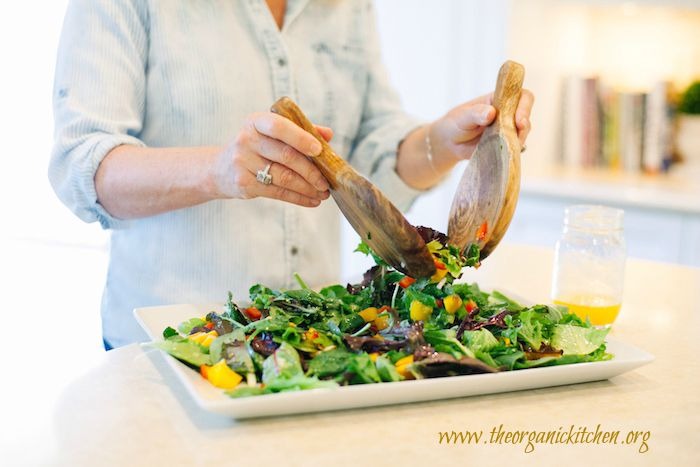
[551,205,626,327]
[553,294,621,326]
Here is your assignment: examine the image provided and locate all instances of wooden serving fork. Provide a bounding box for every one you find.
[448,60,525,260]
[271,97,436,279]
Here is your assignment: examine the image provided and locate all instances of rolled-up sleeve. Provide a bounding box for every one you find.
[49,0,148,229]
[346,0,425,212]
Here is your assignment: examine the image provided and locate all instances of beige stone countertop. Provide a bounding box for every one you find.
[14,243,700,467]
[520,164,700,214]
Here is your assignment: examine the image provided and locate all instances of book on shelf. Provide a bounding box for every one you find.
[600,85,620,169]
[619,91,645,173]
[643,81,673,174]
[581,77,601,168]
[559,76,673,173]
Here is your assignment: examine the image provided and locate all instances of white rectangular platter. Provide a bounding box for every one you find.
[135,303,653,419]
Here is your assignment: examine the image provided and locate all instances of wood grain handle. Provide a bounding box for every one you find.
[271,97,324,145]
[270,96,345,187]
[270,96,436,278]
[492,60,525,132]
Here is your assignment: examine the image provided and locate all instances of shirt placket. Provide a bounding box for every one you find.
[243,0,303,285]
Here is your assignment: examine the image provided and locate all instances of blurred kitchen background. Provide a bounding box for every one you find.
[0,0,699,454]
[342,0,700,280]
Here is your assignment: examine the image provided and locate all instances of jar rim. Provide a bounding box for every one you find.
[564,204,624,231]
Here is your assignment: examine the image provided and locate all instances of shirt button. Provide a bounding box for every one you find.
[290,246,299,256]
[277,57,287,67]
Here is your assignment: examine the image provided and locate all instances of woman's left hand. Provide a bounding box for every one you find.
[429,89,534,164]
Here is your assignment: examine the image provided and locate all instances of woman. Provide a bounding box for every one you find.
[49,0,533,348]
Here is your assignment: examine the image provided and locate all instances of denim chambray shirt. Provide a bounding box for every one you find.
[49,0,423,347]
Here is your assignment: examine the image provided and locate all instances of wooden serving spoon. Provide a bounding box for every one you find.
[447,60,525,261]
[271,97,436,279]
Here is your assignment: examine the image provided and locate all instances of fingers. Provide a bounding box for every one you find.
[263,184,325,208]
[229,112,334,207]
[239,169,325,208]
[453,89,533,146]
[256,134,330,192]
[450,103,496,144]
[315,125,334,142]
[251,113,330,191]
[245,154,329,201]
[469,92,494,106]
[252,113,323,157]
[515,89,534,145]
[253,177,327,208]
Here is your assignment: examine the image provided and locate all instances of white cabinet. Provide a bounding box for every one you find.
[679,215,700,267]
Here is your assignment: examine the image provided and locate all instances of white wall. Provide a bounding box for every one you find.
[1,1,108,247]
[0,2,110,460]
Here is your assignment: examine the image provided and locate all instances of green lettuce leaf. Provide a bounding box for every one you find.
[262,342,303,384]
[307,348,353,378]
[551,324,610,355]
[513,356,560,369]
[209,329,246,363]
[355,241,387,266]
[150,338,211,367]
[226,376,338,398]
[517,310,546,351]
[492,347,526,370]
[211,329,256,383]
[348,353,381,384]
[177,317,205,335]
[473,350,500,368]
[463,328,499,353]
[425,329,474,358]
[162,326,179,339]
[263,374,338,392]
[488,291,523,311]
[375,355,402,382]
[225,386,266,398]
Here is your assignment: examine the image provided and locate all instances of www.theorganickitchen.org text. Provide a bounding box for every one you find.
[438,424,650,453]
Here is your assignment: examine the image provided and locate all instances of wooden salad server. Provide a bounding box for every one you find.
[447,60,525,261]
[271,97,436,279]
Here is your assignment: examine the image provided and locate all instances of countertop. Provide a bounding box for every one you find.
[520,165,700,214]
[6,243,700,467]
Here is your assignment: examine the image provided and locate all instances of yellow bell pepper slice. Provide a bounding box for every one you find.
[395,355,415,379]
[205,359,243,389]
[409,300,433,321]
[443,294,463,315]
[430,268,448,283]
[373,314,389,331]
[359,307,378,322]
[188,332,206,344]
[201,330,218,348]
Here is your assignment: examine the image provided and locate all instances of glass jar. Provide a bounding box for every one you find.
[551,205,626,326]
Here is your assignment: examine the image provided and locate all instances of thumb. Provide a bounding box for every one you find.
[452,104,495,143]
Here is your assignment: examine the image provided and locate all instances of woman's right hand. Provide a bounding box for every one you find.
[214,112,332,207]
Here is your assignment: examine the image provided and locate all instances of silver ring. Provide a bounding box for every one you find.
[521,144,527,153]
[256,163,273,185]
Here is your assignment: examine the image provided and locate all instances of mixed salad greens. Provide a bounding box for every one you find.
[152,227,612,398]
